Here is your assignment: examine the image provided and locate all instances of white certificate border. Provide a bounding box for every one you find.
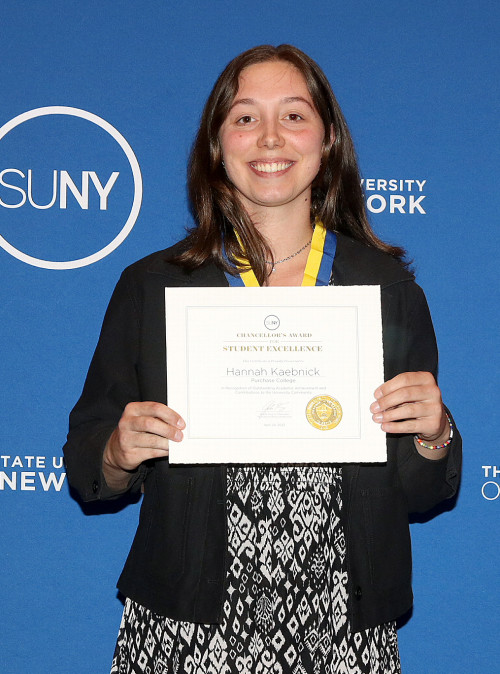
[165,286,386,464]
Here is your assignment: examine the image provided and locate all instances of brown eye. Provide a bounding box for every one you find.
[236,115,255,125]
[285,113,303,122]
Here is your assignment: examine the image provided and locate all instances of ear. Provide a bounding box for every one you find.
[328,124,336,145]
[321,125,335,163]
[322,124,335,153]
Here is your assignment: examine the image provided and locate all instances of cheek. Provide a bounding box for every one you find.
[303,143,324,172]
[220,130,250,161]
[296,129,324,159]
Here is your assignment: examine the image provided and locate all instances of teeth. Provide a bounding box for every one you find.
[251,162,293,173]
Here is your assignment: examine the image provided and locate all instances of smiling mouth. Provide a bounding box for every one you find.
[249,161,294,173]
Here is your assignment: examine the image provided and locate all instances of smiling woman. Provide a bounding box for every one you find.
[219,61,326,228]
[63,44,461,674]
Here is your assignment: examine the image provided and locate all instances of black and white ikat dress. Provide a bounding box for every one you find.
[111,466,401,673]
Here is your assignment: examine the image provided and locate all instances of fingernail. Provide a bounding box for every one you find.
[174,430,183,441]
[371,402,380,413]
[373,413,383,422]
[177,418,185,429]
[374,388,382,399]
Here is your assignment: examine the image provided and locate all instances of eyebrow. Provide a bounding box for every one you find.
[230,96,315,111]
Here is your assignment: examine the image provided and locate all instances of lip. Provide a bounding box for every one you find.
[248,160,295,176]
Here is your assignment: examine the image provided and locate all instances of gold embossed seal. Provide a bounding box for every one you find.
[306,395,342,430]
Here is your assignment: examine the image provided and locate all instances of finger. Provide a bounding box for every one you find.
[370,386,441,416]
[119,429,172,452]
[377,407,447,439]
[372,401,436,424]
[124,414,184,442]
[124,401,186,430]
[112,445,171,472]
[371,384,438,414]
[105,427,172,473]
[379,419,422,435]
[380,418,445,437]
[373,372,435,400]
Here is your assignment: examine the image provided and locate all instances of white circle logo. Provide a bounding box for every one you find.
[264,315,280,330]
[0,106,142,269]
[482,481,500,501]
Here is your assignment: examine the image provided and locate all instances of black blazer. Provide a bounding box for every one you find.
[63,233,461,632]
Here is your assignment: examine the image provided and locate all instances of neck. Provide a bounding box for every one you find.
[247,202,313,261]
[231,221,331,288]
[265,256,309,286]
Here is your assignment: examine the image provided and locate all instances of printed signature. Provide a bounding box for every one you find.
[258,401,291,419]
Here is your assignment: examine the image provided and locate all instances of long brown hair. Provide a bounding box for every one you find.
[174,44,406,284]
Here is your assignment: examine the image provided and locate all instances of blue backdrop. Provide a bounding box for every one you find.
[1,1,498,672]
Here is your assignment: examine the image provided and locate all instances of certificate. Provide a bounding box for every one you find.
[165,286,386,463]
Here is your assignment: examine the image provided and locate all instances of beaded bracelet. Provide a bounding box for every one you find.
[415,414,453,450]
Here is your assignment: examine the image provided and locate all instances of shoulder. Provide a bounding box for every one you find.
[333,233,414,288]
[117,238,227,290]
[120,239,188,276]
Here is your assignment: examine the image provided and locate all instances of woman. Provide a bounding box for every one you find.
[64,45,461,673]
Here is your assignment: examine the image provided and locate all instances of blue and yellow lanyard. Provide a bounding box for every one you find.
[224,221,337,288]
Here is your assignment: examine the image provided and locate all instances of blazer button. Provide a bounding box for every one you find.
[92,480,99,494]
[354,585,363,600]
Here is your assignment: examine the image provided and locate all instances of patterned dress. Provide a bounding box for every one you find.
[111,466,401,673]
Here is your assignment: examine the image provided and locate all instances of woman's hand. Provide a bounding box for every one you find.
[370,372,450,458]
[102,402,185,488]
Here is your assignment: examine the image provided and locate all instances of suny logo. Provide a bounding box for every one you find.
[0,169,119,211]
[0,106,142,269]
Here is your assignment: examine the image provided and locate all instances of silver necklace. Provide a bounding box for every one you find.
[266,236,313,273]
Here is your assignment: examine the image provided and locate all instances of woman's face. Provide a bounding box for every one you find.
[219,60,326,217]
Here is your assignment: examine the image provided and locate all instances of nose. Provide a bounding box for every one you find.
[257,118,284,149]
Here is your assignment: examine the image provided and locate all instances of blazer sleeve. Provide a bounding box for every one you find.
[63,271,149,502]
[382,280,462,514]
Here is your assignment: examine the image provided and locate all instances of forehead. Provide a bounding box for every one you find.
[234,60,312,102]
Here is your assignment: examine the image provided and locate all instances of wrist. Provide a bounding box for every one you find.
[103,434,119,469]
[102,432,136,489]
[415,413,453,451]
[102,448,135,493]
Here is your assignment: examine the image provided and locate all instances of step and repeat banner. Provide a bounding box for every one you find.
[1,1,497,672]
